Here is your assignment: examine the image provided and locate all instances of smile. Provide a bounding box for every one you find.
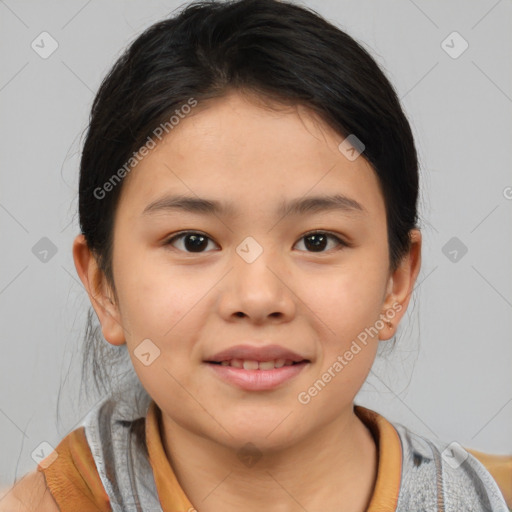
[209,358,303,370]
[206,360,309,390]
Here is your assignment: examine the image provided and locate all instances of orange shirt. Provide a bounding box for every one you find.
[38,403,402,511]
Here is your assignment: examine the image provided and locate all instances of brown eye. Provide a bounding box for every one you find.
[294,231,346,253]
[165,232,217,253]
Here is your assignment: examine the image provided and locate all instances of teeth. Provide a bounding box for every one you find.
[217,358,298,370]
[243,360,259,370]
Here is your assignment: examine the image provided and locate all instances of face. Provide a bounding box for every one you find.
[78,90,417,452]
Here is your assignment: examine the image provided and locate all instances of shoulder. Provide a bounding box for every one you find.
[39,426,111,511]
[0,425,111,512]
[393,423,509,511]
[0,468,59,512]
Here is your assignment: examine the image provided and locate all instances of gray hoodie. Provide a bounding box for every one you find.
[81,390,508,512]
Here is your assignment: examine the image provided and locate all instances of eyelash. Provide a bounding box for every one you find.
[163,230,349,254]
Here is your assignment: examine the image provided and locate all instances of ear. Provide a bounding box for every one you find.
[379,229,422,341]
[72,234,126,346]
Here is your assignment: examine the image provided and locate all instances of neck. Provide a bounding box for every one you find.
[158,405,378,512]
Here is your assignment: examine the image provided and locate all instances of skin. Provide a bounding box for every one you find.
[0,470,59,511]
[73,90,421,512]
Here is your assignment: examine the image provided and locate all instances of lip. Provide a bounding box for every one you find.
[206,360,309,391]
[206,344,308,363]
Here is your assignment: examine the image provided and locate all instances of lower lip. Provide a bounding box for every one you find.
[206,361,309,391]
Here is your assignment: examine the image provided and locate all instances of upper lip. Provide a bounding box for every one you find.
[206,344,309,363]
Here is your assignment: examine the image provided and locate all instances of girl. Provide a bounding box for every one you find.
[2,0,509,510]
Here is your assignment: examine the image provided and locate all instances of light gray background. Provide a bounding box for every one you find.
[1,0,511,488]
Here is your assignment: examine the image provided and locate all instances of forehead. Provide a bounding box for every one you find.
[115,91,385,221]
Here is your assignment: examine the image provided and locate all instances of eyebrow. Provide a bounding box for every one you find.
[142,193,365,218]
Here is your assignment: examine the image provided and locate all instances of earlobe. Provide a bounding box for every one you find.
[379,229,422,341]
[72,234,126,346]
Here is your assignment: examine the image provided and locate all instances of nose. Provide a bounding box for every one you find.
[217,245,297,325]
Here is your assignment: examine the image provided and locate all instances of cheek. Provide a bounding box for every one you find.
[297,270,384,412]
[315,258,389,338]
[120,269,200,340]
[302,247,388,394]
[116,267,206,392]
[115,258,223,382]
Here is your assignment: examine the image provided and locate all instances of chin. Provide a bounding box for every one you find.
[217,418,303,451]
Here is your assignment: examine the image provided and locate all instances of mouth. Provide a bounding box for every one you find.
[206,358,308,370]
[204,343,310,390]
[205,359,310,391]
